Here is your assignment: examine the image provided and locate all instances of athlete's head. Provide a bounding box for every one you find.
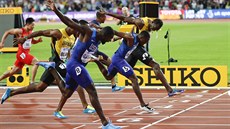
[72,18,79,24]
[96,11,106,23]
[67,18,79,33]
[150,18,163,31]
[25,17,35,31]
[79,19,89,25]
[138,31,150,45]
[66,18,80,36]
[99,26,114,44]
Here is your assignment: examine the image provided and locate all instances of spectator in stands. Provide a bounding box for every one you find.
[0,0,229,12]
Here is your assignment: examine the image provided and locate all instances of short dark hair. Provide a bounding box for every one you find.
[72,18,79,24]
[79,19,89,25]
[139,31,150,39]
[96,11,105,18]
[25,17,35,24]
[153,18,163,29]
[101,26,114,37]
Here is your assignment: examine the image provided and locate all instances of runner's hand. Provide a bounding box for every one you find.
[13,37,26,46]
[0,42,4,49]
[46,0,56,11]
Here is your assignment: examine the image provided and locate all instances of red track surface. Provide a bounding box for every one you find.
[0,88,229,129]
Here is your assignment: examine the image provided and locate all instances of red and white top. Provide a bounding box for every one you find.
[18,28,32,53]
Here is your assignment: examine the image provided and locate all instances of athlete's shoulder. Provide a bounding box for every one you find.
[135,45,146,51]
[59,28,70,38]
[58,28,65,34]
[141,17,150,22]
[90,20,100,26]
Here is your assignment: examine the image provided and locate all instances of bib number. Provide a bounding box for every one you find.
[75,66,82,76]
[81,50,94,63]
[59,63,66,69]
[60,47,69,61]
[20,53,26,59]
[142,52,148,60]
[122,66,130,73]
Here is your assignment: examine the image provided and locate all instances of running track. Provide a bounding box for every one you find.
[0,87,229,129]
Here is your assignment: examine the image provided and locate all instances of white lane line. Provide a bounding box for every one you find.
[92,119,101,123]
[201,90,209,93]
[0,108,229,112]
[0,115,229,118]
[0,91,169,95]
[114,110,127,116]
[0,122,99,125]
[0,102,144,104]
[114,96,168,116]
[73,124,86,129]
[2,103,230,106]
[140,91,228,129]
[2,97,165,99]
[157,124,230,126]
[0,122,229,126]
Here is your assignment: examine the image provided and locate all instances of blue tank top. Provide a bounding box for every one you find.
[90,20,101,26]
[114,33,139,59]
[70,29,100,65]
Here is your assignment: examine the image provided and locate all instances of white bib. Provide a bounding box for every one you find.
[60,47,70,61]
[81,50,94,63]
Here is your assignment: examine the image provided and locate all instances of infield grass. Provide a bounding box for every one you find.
[0,20,229,84]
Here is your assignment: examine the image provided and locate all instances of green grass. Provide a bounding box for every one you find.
[0,21,229,84]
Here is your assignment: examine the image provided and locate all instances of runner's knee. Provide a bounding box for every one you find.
[153,63,161,74]
[36,83,47,92]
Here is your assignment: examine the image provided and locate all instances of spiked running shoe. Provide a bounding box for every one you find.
[112,85,125,92]
[36,62,55,69]
[140,104,155,113]
[102,120,121,129]
[1,88,11,104]
[168,89,185,97]
[53,111,67,119]
[83,105,96,114]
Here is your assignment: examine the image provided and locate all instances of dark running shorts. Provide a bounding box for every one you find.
[40,62,66,85]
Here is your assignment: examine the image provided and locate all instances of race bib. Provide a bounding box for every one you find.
[60,47,69,61]
[81,50,94,63]
[125,44,138,59]
[59,63,66,69]
[22,39,32,49]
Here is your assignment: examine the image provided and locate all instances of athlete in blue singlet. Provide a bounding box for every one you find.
[89,11,125,92]
[94,31,154,113]
[65,28,100,89]
[47,0,121,128]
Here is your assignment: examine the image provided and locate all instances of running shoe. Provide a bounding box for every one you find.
[36,62,55,69]
[1,88,11,104]
[168,89,185,97]
[112,85,125,92]
[83,105,96,114]
[53,111,67,119]
[102,120,121,129]
[140,104,155,113]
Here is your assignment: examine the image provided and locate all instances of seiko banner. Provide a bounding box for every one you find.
[184,9,230,19]
[117,66,228,88]
[0,7,22,15]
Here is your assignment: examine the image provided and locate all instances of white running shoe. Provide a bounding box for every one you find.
[140,104,155,113]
